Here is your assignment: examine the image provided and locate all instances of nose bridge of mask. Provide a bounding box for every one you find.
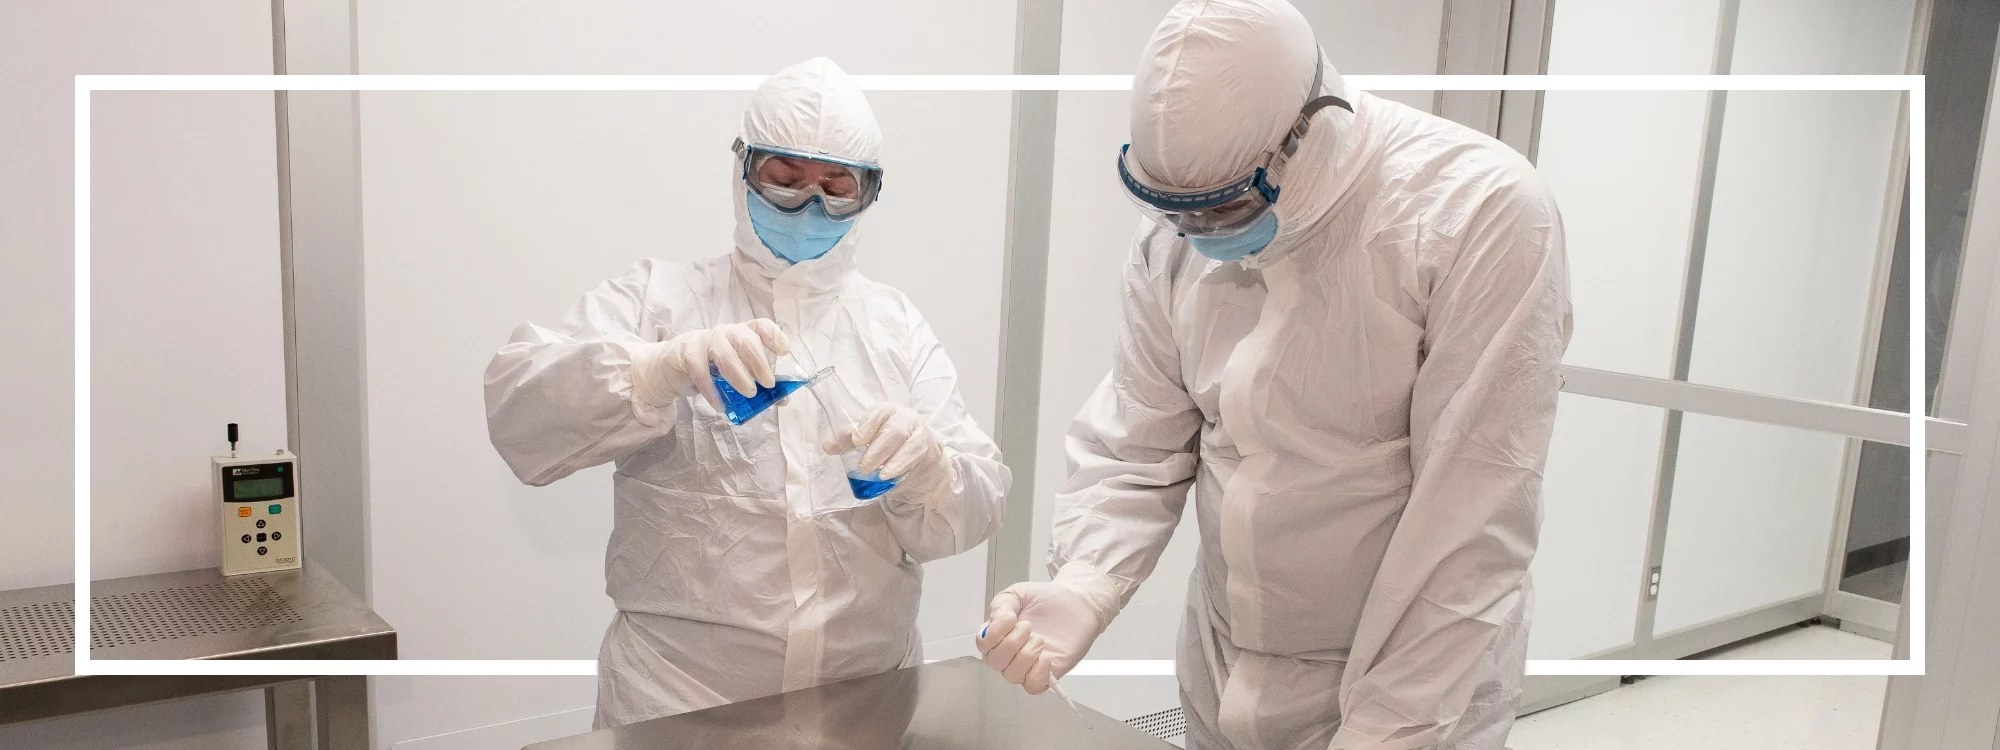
[764,183,863,218]
[745,189,855,264]
[1186,211,1280,262]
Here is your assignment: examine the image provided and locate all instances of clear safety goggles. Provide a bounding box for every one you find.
[1118,145,1283,238]
[1115,57,1352,239]
[733,139,883,219]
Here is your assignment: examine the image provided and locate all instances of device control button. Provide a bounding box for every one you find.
[257,532,268,542]
[257,546,269,556]
[256,519,267,529]
[268,504,282,515]
[238,507,253,518]
[270,531,281,541]
[241,534,252,544]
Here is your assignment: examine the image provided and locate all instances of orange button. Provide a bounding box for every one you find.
[238,507,252,518]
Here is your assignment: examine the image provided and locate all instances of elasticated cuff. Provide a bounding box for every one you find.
[1052,561,1124,634]
[619,341,682,426]
[889,446,963,509]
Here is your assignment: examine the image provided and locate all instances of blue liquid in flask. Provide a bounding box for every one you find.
[711,364,811,425]
[847,471,899,500]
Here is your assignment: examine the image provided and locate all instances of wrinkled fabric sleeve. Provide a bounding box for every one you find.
[880,307,1012,563]
[484,260,681,487]
[1049,235,1204,603]
[1332,186,1572,750]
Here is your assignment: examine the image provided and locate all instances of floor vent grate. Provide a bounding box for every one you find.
[1126,706,1187,738]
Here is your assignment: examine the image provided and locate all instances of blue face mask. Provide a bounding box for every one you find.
[1185,211,1279,262]
[745,190,854,264]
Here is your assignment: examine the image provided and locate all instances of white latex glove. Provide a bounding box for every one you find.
[629,319,791,411]
[976,563,1121,694]
[822,403,958,502]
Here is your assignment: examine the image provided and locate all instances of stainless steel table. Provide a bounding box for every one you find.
[0,563,395,749]
[525,656,1176,749]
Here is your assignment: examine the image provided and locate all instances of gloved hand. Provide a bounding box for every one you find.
[822,403,958,502]
[629,319,791,411]
[976,563,1121,694]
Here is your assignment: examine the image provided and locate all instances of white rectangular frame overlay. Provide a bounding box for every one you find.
[74,73,1925,678]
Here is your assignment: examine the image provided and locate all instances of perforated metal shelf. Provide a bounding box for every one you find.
[1,578,307,662]
[0,600,70,662]
[0,564,395,727]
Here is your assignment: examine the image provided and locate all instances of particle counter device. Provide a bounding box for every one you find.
[214,423,302,576]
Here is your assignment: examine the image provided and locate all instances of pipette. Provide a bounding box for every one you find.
[981,624,1084,718]
[1049,679,1081,714]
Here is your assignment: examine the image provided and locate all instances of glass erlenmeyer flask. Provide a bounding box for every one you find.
[805,370,902,501]
[842,454,900,501]
[710,361,831,426]
[710,321,835,426]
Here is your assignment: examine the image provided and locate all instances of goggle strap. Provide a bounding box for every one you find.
[1280,55,1353,159]
[1285,95,1353,153]
[1253,168,1278,204]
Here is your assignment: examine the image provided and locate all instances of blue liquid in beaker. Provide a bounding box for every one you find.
[712,365,810,425]
[847,471,899,500]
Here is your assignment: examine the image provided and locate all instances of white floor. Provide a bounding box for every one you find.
[1509,624,1894,750]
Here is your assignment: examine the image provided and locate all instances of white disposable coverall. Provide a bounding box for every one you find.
[483,57,1009,729]
[1049,2,1572,748]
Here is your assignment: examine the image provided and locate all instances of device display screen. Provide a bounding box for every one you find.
[232,477,286,501]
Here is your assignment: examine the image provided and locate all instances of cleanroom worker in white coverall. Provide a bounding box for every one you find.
[976,1,1573,748]
[485,57,1011,729]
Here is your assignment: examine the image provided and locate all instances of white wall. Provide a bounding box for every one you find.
[1525,1,1721,660]
[1655,417,1856,633]
[1529,397,1665,658]
[89,90,290,581]
[1531,0,1917,642]
[351,2,1016,746]
[373,677,596,750]
[1684,90,1906,405]
[1051,0,1444,107]
[0,2,281,749]
[1657,0,1915,631]
[355,1,1014,75]
[0,0,281,588]
[1730,0,1921,75]
[1032,0,1447,720]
